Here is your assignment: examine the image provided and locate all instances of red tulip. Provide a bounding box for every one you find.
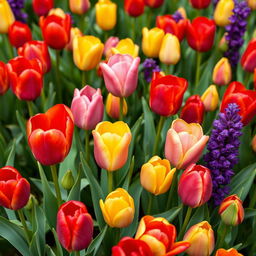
[220,81,256,125]
[124,0,145,17]
[7,56,43,101]
[241,39,256,73]
[178,164,212,208]
[144,0,164,8]
[0,166,30,210]
[190,0,211,9]
[180,95,205,124]
[156,15,187,41]
[150,72,188,116]
[57,200,93,252]
[8,21,32,48]
[254,68,256,90]
[40,13,71,49]
[112,237,153,256]
[27,104,74,166]
[32,0,54,16]
[18,40,51,74]
[0,61,9,95]
[186,17,216,52]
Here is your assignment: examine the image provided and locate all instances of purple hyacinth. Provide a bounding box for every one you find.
[172,11,183,23]
[7,0,27,22]
[212,0,219,8]
[224,0,251,66]
[143,59,161,83]
[204,103,243,206]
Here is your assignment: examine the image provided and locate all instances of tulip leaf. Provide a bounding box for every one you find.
[51,228,64,256]
[0,216,29,255]
[154,205,183,222]
[16,110,27,138]
[67,169,81,201]
[245,209,256,219]
[46,245,56,256]
[5,139,16,166]
[186,205,206,231]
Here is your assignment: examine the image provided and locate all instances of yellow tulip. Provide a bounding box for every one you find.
[142,27,164,58]
[106,93,128,119]
[96,0,117,31]
[159,33,181,65]
[140,156,176,195]
[73,35,104,71]
[99,188,135,228]
[0,0,14,34]
[214,0,235,27]
[201,85,219,112]
[66,27,83,51]
[111,38,139,58]
[212,57,232,86]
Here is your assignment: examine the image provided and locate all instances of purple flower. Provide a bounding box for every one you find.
[172,11,183,23]
[7,0,27,22]
[142,59,161,83]
[204,103,243,205]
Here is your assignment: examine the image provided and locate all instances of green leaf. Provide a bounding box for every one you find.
[5,139,16,166]
[52,228,64,256]
[46,245,56,256]
[154,205,183,222]
[16,110,27,137]
[245,209,256,219]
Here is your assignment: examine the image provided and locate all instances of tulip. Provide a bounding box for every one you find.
[7,57,43,101]
[66,27,83,51]
[214,0,235,27]
[254,68,256,90]
[71,86,104,130]
[0,166,30,210]
[57,200,93,252]
[220,81,256,125]
[100,54,140,97]
[27,104,74,166]
[32,0,53,16]
[178,164,212,208]
[69,0,90,15]
[0,61,9,95]
[165,119,209,170]
[156,14,187,41]
[106,93,128,119]
[212,57,232,86]
[96,0,117,31]
[180,95,205,124]
[241,39,256,73]
[252,134,256,152]
[142,27,164,58]
[219,194,244,226]
[150,73,188,116]
[8,21,32,49]
[140,156,176,195]
[61,170,75,190]
[190,0,211,9]
[18,40,52,74]
[218,34,228,52]
[144,0,164,8]
[92,121,132,171]
[100,188,135,228]
[39,12,71,49]
[186,17,216,52]
[124,0,144,17]
[0,0,14,34]
[247,0,256,9]
[183,221,215,256]
[201,85,219,112]
[159,33,181,65]
[112,237,153,256]
[73,35,104,71]
[135,216,190,256]
[215,248,243,256]
[104,36,119,58]
[111,38,139,58]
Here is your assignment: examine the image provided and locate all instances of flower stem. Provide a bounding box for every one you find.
[85,129,90,164]
[119,97,124,121]
[166,171,177,211]
[50,165,62,207]
[195,51,202,89]
[81,71,86,86]
[108,171,113,193]
[17,209,30,243]
[55,50,62,102]
[75,251,80,256]
[244,71,252,89]
[153,116,165,155]
[3,34,14,59]
[26,101,33,117]
[147,193,154,215]
[178,206,193,240]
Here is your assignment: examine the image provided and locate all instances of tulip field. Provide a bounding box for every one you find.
[1,0,256,255]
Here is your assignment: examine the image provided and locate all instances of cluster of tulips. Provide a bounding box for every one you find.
[0,0,256,255]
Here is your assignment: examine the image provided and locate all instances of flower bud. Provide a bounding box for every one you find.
[219,194,244,226]
[124,0,145,17]
[111,38,139,58]
[69,0,90,15]
[218,34,228,52]
[32,0,53,16]
[212,58,232,86]
[201,85,219,112]
[0,0,14,34]
[214,0,235,27]
[106,93,128,119]
[190,0,211,9]
[215,248,243,256]
[61,170,75,190]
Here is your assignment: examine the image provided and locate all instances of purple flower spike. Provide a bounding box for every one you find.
[7,0,27,22]
[143,59,161,83]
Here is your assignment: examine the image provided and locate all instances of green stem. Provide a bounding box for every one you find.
[147,193,154,215]
[17,210,30,243]
[26,101,33,117]
[55,50,62,102]
[131,18,136,41]
[108,171,113,193]
[249,185,256,208]
[147,8,153,28]
[244,72,252,89]
[75,251,80,256]
[85,130,90,164]
[50,165,62,207]
[3,34,14,59]
[81,71,86,86]
[119,97,124,121]
[195,51,202,89]
[166,171,177,210]
[153,116,166,155]
[178,206,193,240]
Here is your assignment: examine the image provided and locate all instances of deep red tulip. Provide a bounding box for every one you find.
[186,17,216,52]
[150,72,188,116]
[18,40,51,74]
[180,95,205,124]
[40,13,71,49]
[156,15,187,41]
[0,166,30,210]
[0,61,9,95]
[220,81,256,125]
[32,0,54,16]
[124,0,145,17]
[112,237,153,256]
[27,104,74,166]
[178,164,212,208]
[8,21,32,48]
[144,0,164,8]
[57,200,93,252]
[254,68,256,90]
[190,0,211,9]
[241,39,256,73]
[7,56,43,101]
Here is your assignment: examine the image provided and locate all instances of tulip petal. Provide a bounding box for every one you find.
[166,241,191,256]
[158,168,176,195]
[140,234,166,256]
[0,190,11,209]
[178,132,198,155]
[57,210,71,251]
[112,207,134,228]
[140,163,157,194]
[100,199,113,227]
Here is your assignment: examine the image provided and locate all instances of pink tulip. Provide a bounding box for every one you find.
[165,119,209,170]
[100,54,140,97]
[104,36,119,58]
[71,86,104,130]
